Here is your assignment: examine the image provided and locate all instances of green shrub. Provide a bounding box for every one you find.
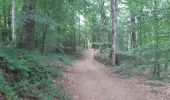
[150,87,161,93]
[0,45,70,100]
[142,81,165,87]
[57,54,75,65]
[0,71,15,99]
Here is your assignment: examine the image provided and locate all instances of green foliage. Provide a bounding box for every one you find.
[0,71,15,98]
[142,81,165,87]
[116,0,170,80]
[0,45,70,100]
[150,87,162,93]
[93,42,111,47]
[0,45,30,75]
[57,54,75,65]
[1,0,170,99]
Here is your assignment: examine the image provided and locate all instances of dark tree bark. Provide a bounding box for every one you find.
[41,0,52,55]
[153,0,160,79]
[20,0,37,50]
[41,25,48,54]
[130,12,136,49]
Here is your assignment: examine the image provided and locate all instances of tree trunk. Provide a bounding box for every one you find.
[78,15,81,47]
[41,0,51,55]
[130,12,136,49]
[21,0,37,50]
[3,0,7,42]
[153,0,160,79]
[11,0,16,47]
[41,25,48,54]
[111,0,118,66]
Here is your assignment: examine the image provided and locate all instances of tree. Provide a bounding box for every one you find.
[20,0,37,50]
[11,0,16,47]
[111,0,118,66]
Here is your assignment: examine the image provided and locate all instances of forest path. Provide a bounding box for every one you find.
[63,49,164,100]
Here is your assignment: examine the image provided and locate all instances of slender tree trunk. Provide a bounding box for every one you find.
[3,0,7,42]
[130,12,136,49]
[11,0,16,47]
[73,24,76,52]
[0,18,1,41]
[41,25,48,54]
[137,7,143,48]
[100,0,108,52]
[153,0,160,79]
[137,16,142,47]
[78,15,81,47]
[111,0,118,66]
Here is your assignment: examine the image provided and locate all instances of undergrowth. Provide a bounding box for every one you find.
[0,45,73,100]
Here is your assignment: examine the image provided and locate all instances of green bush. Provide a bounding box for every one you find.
[0,45,70,100]
[57,54,75,65]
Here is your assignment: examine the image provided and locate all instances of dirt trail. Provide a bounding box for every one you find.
[63,49,167,100]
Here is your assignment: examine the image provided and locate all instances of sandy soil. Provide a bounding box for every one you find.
[63,49,169,100]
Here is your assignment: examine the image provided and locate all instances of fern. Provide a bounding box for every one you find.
[0,71,15,98]
[0,45,70,99]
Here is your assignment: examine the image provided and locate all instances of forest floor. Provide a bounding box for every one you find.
[62,49,170,100]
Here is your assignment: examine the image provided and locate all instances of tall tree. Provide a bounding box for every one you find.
[11,0,16,47]
[153,0,160,79]
[21,0,37,50]
[111,0,118,66]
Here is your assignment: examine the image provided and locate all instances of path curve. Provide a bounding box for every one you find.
[63,49,166,100]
